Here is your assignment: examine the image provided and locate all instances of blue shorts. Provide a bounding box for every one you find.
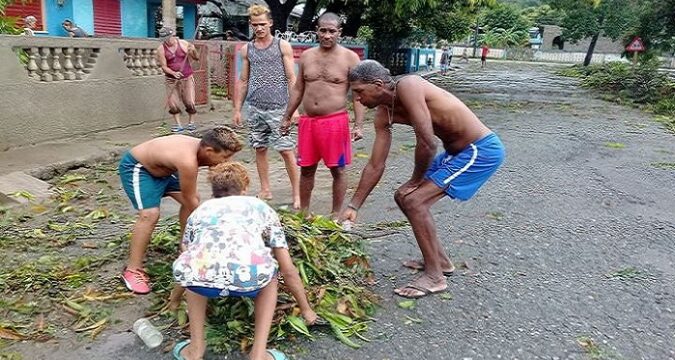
[118,151,180,210]
[425,133,505,201]
[187,286,261,299]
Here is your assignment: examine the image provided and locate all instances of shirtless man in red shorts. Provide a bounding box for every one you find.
[280,12,365,218]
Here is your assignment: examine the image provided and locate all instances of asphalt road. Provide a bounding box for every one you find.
[14,62,675,360]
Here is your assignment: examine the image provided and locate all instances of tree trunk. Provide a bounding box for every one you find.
[267,0,299,34]
[584,32,600,66]
[298,0,319,32]
[342,2,365,37]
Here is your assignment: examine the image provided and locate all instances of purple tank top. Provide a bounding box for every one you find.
[163,41,194,78]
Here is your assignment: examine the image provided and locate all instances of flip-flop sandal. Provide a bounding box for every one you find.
[394,284,446,299]
[172,340,190,360]
[402,260,455,276]
[308,315,330,327]
[171,125,185,133]
[267,349,289,360]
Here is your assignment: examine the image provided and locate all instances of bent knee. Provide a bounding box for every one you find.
[137,208,160,223]
[394,191,421,211]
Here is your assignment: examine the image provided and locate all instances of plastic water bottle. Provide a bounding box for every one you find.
[133,318,163,349]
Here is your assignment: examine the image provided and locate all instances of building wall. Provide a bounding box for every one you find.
[182,4,197,40]
[121,0,149,37]
[72,0,95,35]
[541,25,624,54]
[45,1,74,36]
[0,36,173,148]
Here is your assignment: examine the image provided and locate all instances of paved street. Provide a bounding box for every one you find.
[6,61,675,360]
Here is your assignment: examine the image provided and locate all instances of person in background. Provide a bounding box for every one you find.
[62,19,88,37]
[439,47,450,75]
[23,16,37,36]
[481,43,490,68]
[157,27,200,133]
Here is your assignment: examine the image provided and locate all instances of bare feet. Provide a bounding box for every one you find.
[394,273,447,299]
[292,196,301,210]
[402,259,455,276]
[257,191,273,201]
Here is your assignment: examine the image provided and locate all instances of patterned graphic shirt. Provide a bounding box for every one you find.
[173,196,287,293]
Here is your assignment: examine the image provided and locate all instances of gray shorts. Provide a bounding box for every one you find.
[246,105,296,151]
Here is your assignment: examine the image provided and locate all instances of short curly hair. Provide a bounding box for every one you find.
[200,127,243,154]
[248,4,271,19]
[208,162,250,197]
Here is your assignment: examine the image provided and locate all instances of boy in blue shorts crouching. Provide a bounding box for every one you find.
[172,162,318,360]
[118,128,243,294]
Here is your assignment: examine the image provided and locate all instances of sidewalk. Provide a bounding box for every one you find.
[0,100,340,214]
[0,106,229,179]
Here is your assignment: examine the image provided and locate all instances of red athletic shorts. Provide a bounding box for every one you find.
[297,110,351,167]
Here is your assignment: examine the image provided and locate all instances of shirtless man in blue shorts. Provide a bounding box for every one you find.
[340,60,505,299]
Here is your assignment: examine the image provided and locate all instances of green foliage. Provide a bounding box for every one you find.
[552,0,638,43]
[558,61,675,132]
[480,3,532,33]
[479,26,529,47]
[151,211,377,353]
[632,0,675,54]
[0,0,23,35]
[521,5,565,26]
[211,85,228,98]
[356,25,373,42]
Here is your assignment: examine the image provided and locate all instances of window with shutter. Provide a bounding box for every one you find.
[4,1,44,31]
[93,0,121,36]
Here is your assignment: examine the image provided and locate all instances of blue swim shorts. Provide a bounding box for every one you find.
[118,151,180,210]
[425,133,505,201]
[186,286,261,299]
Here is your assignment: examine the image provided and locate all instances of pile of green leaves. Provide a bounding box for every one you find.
[557,61,675,131]
[148,212,377,354]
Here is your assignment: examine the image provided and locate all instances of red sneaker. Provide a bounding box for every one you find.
[121,268,151,294]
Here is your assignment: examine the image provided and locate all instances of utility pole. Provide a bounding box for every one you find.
[162,0,176,30]
[472,23,480,58]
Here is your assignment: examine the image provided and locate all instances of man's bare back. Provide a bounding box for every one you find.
[383,76,491,154]
[130,135,201,177]
[300,46,360,116]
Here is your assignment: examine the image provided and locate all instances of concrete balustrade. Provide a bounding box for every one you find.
[0,35,181,150]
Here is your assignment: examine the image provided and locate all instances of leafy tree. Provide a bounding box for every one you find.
[550,0,639,66]
[479,26,529,47]
[413,2,476,43]
[479,3,531,33]
[266,0,299,33]
[521,4,565,26]
[631,0,675,54]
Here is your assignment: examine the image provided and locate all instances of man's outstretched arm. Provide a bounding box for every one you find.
[341,107,392,221]
[281,54,307,133]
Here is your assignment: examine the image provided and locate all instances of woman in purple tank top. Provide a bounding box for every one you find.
[157,27,200,133]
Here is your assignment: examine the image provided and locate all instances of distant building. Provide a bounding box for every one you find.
[4,0,202,39]
[540,25,624,53]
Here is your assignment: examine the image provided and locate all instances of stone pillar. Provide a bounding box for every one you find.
[162,0,176,30]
